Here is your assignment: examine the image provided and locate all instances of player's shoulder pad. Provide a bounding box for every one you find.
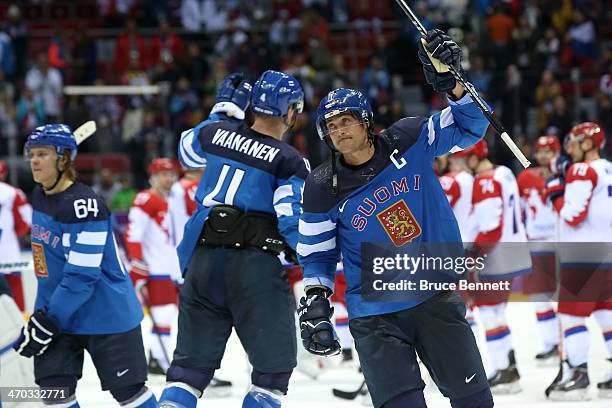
[566,162,597,182]
[303,159,340,213]
[277,143,311,181]
[197,117,241,141]
[35,182,110,224]
[379,116,427,153]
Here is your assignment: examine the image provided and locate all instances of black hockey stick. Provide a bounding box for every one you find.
[332,380,367,400]
[393,0,530,169]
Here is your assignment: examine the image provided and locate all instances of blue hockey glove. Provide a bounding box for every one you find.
[210,72,252,120]
[543,176,565,205]
[298,287,341,356]
[418,29,463,93]
[14,309,60,357]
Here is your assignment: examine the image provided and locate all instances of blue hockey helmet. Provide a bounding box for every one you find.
[316,88,373,142]
[25,124,78,160]
[250,70,304,117]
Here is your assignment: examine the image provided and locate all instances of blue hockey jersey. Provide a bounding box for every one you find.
[298,94,490,319]
[176,115,309,274]
[30,183,143,334]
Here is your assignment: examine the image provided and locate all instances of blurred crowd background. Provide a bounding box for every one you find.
[0,0,610,206]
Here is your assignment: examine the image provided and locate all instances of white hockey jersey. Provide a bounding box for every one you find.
[124,189,181,280]
[0,182,32,271]
[168,178,198,245]
[516,167,556,242]
[439,170,476,242]
[557,159,612,243]
[472,166,531,278]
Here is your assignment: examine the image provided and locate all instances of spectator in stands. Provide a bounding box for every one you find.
[361,55,391,109]
[114,17,148,76]
[486,4,515,70]
[63,95,90,138]
[563,8,597,65]
[126,109,167,188]
[299,6,330,48]
[269,9,301,47]
[47,30,69,76]
[0,68,17,143]
[93,168,121,206]
[469,55,491,97]
[202,0,230,33]
[536,32,559,75]
[150,17,184,69]
[500,64,528,139]
[0,28,14,78]
[546,95,573,138]
[84,78,123,150]
[180,0,203,32]
[169,77,198,133]
[178,42,209,95]
[25,52,63,122]
[1,5,27,80]
[71,29,98,85]
[16,88,46,136]
[535,70,562,131]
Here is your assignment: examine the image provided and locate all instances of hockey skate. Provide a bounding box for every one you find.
[203,377,233,398]
[488,350,521,394]
[535,344,559,367]
[548,362,590,401]
[597,358,612,399]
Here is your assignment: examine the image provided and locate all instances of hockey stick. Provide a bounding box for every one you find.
[74,120,97,145]
[394,0,531,169]
[332,380,367,400]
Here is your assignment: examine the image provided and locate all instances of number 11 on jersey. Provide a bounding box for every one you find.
[202,164,245,206]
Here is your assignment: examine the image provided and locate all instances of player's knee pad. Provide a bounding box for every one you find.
[167,364,214,392]
[450,387,494,408]
[38,375,78,406]
[242,385,282,408]
[110,383,156,407]
[382,389,427,408]
[251,370,292,395]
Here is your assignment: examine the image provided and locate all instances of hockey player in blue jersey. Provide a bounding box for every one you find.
[13,124,156,407]
[158,71,309,408]
[297,30,494,407]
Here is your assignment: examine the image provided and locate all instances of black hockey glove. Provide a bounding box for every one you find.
[14,309,60,358]
[418,29,464,93]
[210,72,252,120]
[298,287,341,356]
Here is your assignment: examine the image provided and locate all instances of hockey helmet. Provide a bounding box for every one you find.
[148,158,176,176]
[568,122,605,150]
[25,124,78,160]
[535,134,561,153]
[316,88,373,142]
[453,139,488,159]
[250,70,304,117]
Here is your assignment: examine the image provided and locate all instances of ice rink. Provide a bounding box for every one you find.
[73,302,609,408]
[2,262,609,407]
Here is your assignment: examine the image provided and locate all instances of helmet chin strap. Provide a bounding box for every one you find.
[42,157,65,192]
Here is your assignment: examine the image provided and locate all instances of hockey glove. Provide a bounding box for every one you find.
[129,260,149,292]
[14,309,60,357]
[210,72,253,120]
[418,29,463,93]
[543,176,565,206]
[298,287,341,356]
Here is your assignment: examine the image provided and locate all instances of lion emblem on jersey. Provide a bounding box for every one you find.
[376,199,422,246]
